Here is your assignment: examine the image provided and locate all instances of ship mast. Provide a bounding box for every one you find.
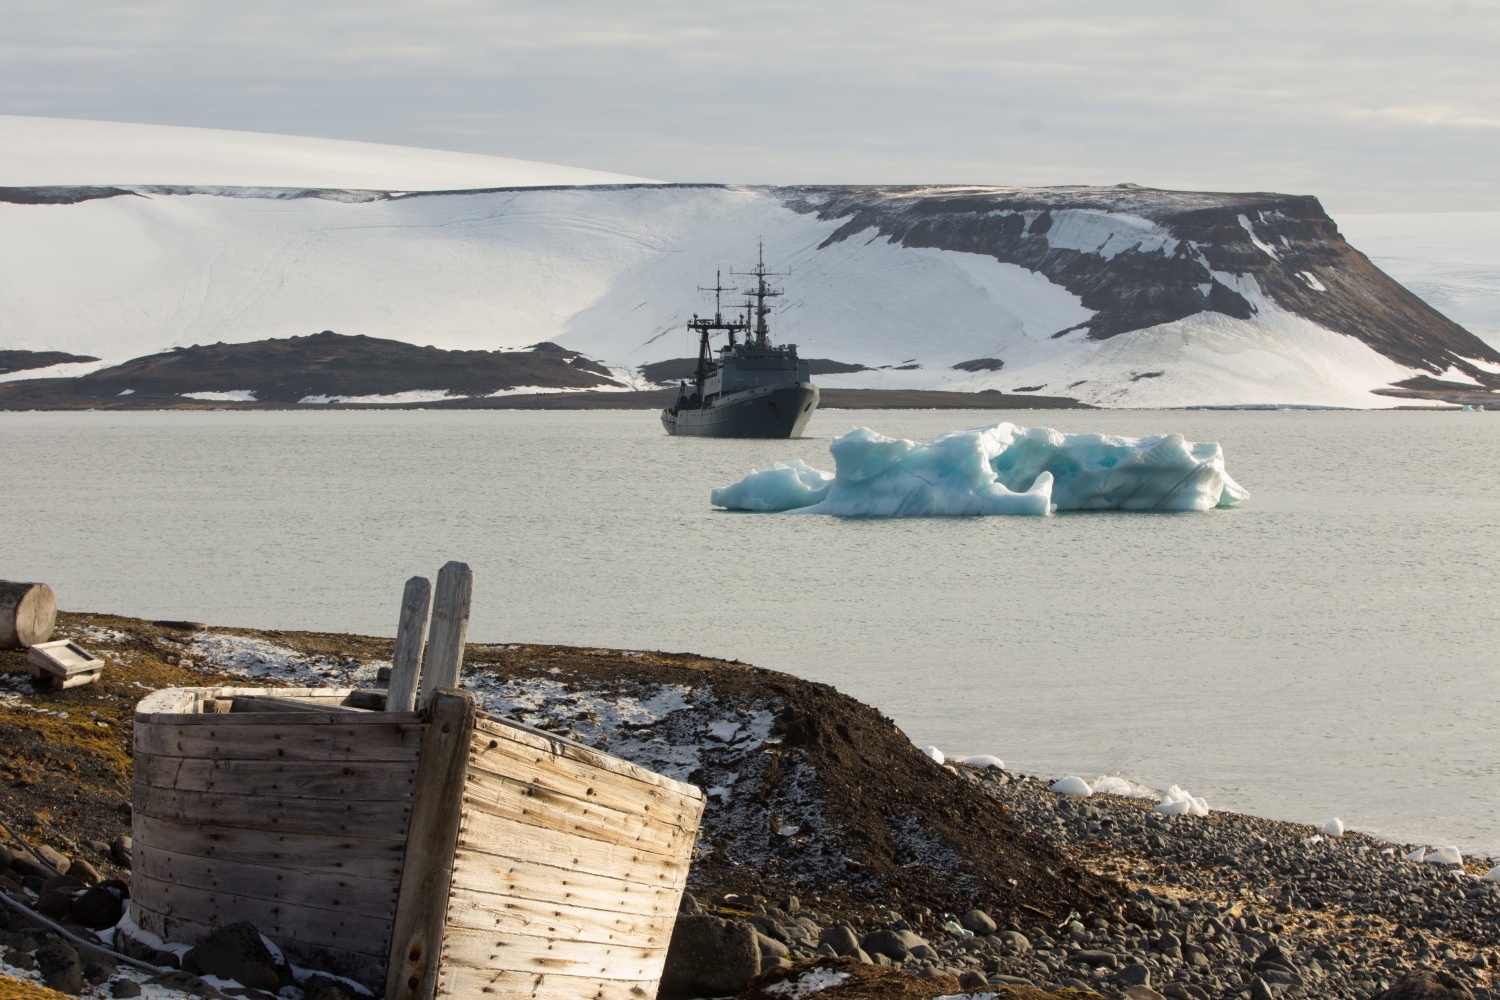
[734,240,788,348]
[686,269,750,384]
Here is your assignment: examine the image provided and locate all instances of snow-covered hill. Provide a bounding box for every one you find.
[0,115,650,189]
[1,119,1494,408]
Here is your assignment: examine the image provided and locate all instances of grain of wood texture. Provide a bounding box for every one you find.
[134,755,418,800]
[454,811,689,888]
[387,576,431,713]
[133,908,384,992]
[135,720,425,761]
[447,843,679,917]
[133,784,413,838]
[457,770,694,858]
[438,924,663,981]
[416,561,472,710]
[137,686,425,720]
[133,814,407,873]
[443,885,673,948]
[132,873,392,955]
[0,581,56,648]
[437,967,655,1000]
[134,843,400,915]
[467,732,701,826]
[473,716,700,796]
[384,692,476,1000]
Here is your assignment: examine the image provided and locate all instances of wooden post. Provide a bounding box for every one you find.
[384,691,476,1000]
[416,562,472,710]
[0,581,56,649]
[386,577,431,713]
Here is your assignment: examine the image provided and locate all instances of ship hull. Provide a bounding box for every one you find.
[662,383,819,438]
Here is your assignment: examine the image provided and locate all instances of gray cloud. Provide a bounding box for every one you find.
[2,0,1497,212]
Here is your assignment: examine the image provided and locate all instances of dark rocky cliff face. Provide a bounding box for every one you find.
[777,185,1500,379]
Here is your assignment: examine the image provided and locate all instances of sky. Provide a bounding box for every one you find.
[2,0,1498,214]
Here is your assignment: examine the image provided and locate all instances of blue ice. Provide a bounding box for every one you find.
[710,424,1248,516]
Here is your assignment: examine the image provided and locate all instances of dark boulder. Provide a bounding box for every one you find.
[858,929,910,962]
[71,883,127,929]
[1371,970,1475,1000]
[36,940,85,995]
[658,915,761,1000]
[181,922,282,991]
[302,973,360,1000]
[111,980,143,998]
[961,909,997,935]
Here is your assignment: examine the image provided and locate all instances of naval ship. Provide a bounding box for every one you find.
[661,248,819,438]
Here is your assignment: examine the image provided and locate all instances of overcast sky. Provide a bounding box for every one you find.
[3,0,1497,214]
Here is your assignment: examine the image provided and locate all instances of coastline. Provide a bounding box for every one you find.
[0,613,1495,1000]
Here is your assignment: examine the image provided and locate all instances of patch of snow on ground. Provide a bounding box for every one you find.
[1238,214,1281,260]
[298,390,464,404]
[1042,210,1178,261]
[186,633,384,687]
[765,968,851,997]
[1426,366,1484,386]
[181,389,256,402]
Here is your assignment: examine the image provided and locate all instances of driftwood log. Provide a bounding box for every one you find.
[0,581,56,648]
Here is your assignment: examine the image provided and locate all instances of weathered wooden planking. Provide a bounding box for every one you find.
[133,908,383,992]
[444,885,673,948]
[135,720,426,761]
[467,733,701,829]
[387,576,431,713]
[134,843,400,916]
[448,841,681,918]
[474,715,700,796]
[134,754,418,800]
[437,967,656,1000]
[132,873,392,956]
[134,784,412,839]
[417,561,472,710]
[134,814,407,875]
[385,692,476,1000]
[458,770,695,859]
[455,809,690,889]
[438,924,663,981]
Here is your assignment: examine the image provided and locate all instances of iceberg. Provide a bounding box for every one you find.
[710,423,1248,516]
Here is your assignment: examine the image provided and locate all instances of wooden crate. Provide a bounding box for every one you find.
[131,686,704,1000]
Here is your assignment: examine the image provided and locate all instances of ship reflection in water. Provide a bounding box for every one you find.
[661,245,819,438]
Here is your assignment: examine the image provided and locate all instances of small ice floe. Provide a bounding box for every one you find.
[1304,835,1324,846]
[1323,818,1345,837]
[1482,865,1500,881]
[956,755,1005,769]
[1426,846,1463,865]
[922,746,946,765]
[1405,847,1427,862]
[1359,845,1371,853]
[765,968,851,998]
[1090,775,1159,799]
[942,919,973,939]
[1050,776,1093,796]
[777,824,801,837]
[1380,847,1395,856]
[1155,785,1209,817]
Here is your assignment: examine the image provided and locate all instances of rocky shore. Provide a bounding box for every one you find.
[0,613,1495,1000]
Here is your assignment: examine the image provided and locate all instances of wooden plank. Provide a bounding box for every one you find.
[134,814,407,875]
[417,561,472,710]
[454,809,690,889]
[385,692,476,1000]
[134,908,386,993]
[133,843,401,917]
[134,784,413,838]
[388,576,431,713]
[467,733,702,830]
[448,846,680,918]
[134,754,418,801]
[443,885,673,949]
[438,924,664,981]
[457,770,694,859]
[438,967,657,1000]
[474,716,701,797]
[132,872,392,957]
[135,720,426,761]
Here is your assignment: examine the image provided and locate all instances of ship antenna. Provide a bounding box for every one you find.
[733,239,788,348]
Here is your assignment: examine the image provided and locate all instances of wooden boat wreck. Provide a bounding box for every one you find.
[129,564,705,1000]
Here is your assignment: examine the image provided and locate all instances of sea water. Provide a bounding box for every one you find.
[3,407,1498,854]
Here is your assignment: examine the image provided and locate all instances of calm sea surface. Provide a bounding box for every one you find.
[4,408,1499,853]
